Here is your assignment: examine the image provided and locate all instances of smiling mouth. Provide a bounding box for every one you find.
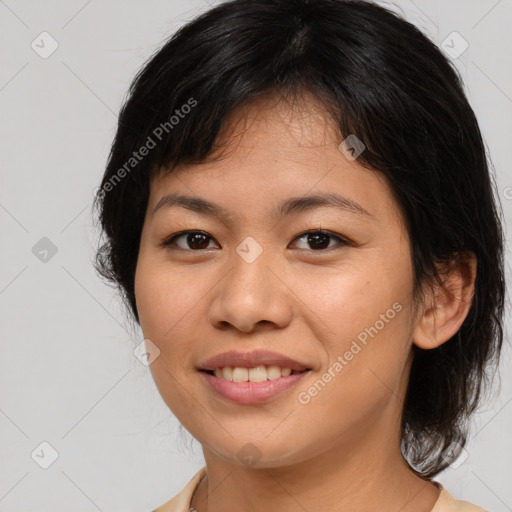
[199,366,312,404]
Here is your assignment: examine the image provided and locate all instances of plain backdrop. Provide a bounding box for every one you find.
[1,1,511,511]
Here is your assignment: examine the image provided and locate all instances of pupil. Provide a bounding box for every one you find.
[188,233,209,249]
[309,233,329,250]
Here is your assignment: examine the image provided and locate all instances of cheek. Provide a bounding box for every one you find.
[134,257,195,412]
[294,301,413,444]
[302,262,408,339]
[134,254,203,341]
[134,254,216,406]
[303,262,414,387]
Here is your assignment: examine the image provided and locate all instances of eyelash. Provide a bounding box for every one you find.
[160,229,350,253]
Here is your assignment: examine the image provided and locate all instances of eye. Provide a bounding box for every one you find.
[290,230,349,251]
[160,229,349,252]
[161,230,218,251]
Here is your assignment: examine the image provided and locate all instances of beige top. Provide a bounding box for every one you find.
[153,466,488,512]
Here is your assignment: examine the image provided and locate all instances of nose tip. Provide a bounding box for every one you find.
[207,254,293,333]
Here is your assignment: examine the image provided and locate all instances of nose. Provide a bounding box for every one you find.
[207,246,293,333]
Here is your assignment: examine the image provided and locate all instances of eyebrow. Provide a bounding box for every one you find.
[152,192,374,221]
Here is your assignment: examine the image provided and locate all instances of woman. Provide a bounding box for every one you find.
[93,1,506,510]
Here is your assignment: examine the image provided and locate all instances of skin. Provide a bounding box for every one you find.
[134,92,477,512]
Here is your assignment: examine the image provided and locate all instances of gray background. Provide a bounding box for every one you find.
[0,1,511,511]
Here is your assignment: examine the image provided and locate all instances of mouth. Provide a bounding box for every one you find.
[197,349,312,403]
[198,349,311,374]
[199,367,311,404]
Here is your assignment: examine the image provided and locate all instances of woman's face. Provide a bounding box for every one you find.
[134,93,420,468]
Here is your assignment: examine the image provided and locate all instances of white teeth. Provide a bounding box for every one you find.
[212,365,301,382]
[248,366,267,382]
[222,366,233,381]
[267,365,282,380]
[232,367,249,382]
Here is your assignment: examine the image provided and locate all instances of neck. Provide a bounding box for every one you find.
[191,423,440,512]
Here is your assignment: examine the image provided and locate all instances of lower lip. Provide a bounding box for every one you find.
[200,370,310,404]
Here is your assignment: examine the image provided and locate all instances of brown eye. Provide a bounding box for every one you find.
[291,230,348,251]
[162,231,218,251]
[161,229,348,253]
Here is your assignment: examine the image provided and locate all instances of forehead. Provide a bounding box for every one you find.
[147,92,405,232]
[211,91,341,156]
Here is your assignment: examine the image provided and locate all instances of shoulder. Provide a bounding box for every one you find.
[152,467,207,512]
[432,485,488,512]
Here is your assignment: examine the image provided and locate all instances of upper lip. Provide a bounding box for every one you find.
[198,350,311,372]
